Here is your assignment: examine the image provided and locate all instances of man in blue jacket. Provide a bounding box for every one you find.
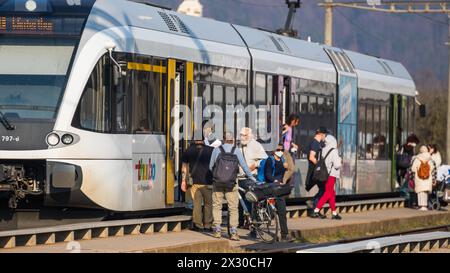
[264,143,294,242]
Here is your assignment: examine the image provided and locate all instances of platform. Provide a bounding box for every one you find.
[1,207,449,253]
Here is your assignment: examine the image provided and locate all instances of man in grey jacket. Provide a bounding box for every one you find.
[209,132,255,241]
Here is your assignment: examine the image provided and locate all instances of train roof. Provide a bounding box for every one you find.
[81,0,416,95]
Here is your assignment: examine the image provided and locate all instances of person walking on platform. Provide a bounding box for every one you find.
[237,127,268,228]
[411,145,435,211]
[181,139,214,232]
[209,132,256,241]
[305,127,328,213]
[312,135,342,220]
[264,143,294,242]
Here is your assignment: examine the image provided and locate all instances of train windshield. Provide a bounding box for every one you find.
[0,0,96,121]
[0,37,76,120]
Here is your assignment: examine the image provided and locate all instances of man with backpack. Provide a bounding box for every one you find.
[411,145,435,211]
[263,143,294,242]
[209,132,256,241]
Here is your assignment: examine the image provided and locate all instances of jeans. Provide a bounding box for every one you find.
[238,179,252,226]
[275,197,289,237]
[313,183,326,209]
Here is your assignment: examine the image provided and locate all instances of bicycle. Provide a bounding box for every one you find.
[227,181,280,243]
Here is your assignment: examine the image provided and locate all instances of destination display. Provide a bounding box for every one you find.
[0,15,84,36]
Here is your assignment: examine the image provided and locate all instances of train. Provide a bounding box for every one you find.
[0,0,420,211]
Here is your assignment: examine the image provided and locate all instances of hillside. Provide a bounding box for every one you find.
[149,0,448,91]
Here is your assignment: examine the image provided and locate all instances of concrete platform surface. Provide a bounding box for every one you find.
[1,208,449,253]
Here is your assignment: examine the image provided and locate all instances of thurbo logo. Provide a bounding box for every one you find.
[135,159,156,192]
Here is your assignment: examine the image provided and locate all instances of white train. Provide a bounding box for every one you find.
[0,0,418,211]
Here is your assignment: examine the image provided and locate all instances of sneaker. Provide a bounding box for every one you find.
[311,211,326,219]
[419,207,429,211]
[280,234,295,243]
[331,214,342,220]
[213,226,222,238]
[229,228,240,241]
[230,233,240,241]
[190,225,204,232]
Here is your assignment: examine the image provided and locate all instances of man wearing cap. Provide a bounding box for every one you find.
[305,127,328,214]
[203,121,222,148]
[209,132,256,241]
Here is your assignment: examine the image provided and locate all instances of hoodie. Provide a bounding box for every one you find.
[321,135,342,178]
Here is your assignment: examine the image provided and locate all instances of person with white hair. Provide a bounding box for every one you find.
[411,145,435,211]
[237,127,268,229]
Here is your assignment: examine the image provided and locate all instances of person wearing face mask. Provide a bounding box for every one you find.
[264,143,293,242]
[237,127,268,229]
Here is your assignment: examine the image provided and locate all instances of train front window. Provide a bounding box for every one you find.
[0,37,76,120]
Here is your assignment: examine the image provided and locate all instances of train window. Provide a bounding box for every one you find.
[317,97,325,114]
[267,75,273,106]
[114,75,128,133]
[309,96,317,113]
[225,86,236,106]
[237,87,247,106]
[197,83,211,108]
[130,57,167,134]
[75,55,112,133]
[358,104,366,159]
[365,104,374,159]
[300,95,308,113]
[255,73,266,106]
[408,97,415,136]
[213,84,224,108]
[358,89,391,160]
[373,105,380,159]
[377,105,388,159]
[132,69,150,133]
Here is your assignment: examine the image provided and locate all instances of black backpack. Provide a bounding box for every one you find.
[397,153,412,170]
[212,146,240,190]
[312,148,335,183]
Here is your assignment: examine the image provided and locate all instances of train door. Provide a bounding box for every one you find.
[165,60,194,205]
[324,48,358,195]
[129,56,168,211]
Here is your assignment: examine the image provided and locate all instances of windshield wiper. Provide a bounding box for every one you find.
[0,110,15,130]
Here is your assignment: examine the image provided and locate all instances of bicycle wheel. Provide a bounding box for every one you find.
[253,203,279,243]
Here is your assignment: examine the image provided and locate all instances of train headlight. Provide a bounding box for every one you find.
[61,134,74,145]
[25,0,37,11]
[46,133,60,146]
